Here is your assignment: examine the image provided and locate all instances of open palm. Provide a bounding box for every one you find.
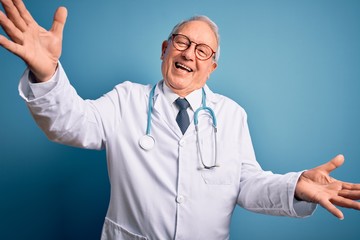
[296,155,360,219]
[0,0,67,81]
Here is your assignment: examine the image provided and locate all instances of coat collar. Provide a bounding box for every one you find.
[144,80,221,138]
[146,80,221,108]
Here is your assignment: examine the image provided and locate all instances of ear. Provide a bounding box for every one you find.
[211,61,218,72]
[161,40,169,60]
[208,61,218,77]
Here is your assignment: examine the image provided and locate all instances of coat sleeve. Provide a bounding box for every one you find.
[18,63,120,150]
[236,113,317,218]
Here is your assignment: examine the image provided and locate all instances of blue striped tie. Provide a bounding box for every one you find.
[175,98,190,134]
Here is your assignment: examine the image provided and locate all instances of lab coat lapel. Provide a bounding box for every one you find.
[146,83,219,139]
[203,84,220,106]
[151,82,183,138]
[193,85,221,134]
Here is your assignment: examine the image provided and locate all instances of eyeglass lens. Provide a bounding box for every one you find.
[172,34,214,60]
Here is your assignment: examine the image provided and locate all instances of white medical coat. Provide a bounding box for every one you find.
[19,64,316,240]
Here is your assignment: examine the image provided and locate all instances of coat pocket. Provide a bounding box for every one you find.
[201,167,234,185]
[101,218,147,240]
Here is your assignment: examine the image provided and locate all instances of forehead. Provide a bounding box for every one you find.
[176,20,217,49]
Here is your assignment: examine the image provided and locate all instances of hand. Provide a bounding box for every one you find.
[295,154,360,220]
[0,0,67,82]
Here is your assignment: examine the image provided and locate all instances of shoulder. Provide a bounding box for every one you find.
[93,81,152,111]
[113,81,151,94]
[109,81,152,101]
[205,85,247,117]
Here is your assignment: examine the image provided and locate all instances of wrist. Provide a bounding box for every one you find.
[29,63,58,83]
[294,193,304,201]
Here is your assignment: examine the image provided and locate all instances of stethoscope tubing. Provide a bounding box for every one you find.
[146,85,157,135]
[140,84,219,169]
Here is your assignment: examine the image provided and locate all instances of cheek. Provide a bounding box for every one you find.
[197,65,212,79]
[161,61,167,77]
[162,51,173,69]
[161,58,173,79]
[161,58,170,70]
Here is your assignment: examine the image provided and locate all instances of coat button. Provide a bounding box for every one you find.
[179,139,186,146]
[176,195,185,203]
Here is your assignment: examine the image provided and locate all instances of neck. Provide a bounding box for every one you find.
[164,80,203,98]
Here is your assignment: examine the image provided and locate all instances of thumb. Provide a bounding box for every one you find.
[320,154,345,174]
[50,6,68,36]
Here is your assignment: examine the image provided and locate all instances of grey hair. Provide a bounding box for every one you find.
[168,15,221,63]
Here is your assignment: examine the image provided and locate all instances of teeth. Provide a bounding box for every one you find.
[175,62,192,72]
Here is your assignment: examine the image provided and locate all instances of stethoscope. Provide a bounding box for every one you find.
[138,84,220,169]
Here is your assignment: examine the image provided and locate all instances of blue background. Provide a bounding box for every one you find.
[1,0,359,239]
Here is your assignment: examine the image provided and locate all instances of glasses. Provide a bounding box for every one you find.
[171,34,216,61]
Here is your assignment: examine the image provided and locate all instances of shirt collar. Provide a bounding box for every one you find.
[162,82,202,111]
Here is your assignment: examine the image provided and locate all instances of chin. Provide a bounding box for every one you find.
[170,81,192,90]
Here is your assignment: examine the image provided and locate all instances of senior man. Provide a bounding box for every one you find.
[1,1,360,239]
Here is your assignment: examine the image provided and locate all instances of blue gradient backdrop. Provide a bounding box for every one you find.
[1,0,359,239]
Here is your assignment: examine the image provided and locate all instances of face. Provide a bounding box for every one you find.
[161,20,218,97]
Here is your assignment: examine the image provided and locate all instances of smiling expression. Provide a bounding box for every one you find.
[161,20,218,97]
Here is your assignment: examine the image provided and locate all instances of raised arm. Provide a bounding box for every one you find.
[295,154,360,219]
[0,0,67,82]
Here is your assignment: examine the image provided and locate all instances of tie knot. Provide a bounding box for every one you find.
[175,98,190,110]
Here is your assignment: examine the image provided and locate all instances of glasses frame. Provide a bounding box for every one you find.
[170,34,216,61]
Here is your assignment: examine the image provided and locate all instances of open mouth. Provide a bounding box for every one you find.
[175,62,193,72]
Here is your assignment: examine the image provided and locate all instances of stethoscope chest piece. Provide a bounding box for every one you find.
[139,134,155,150]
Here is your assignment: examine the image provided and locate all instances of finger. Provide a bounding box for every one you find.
[13,0,35,24]
[0,10,23,43]
[318,154,344,174]
[1,0,27,31]
[330,196,360,210]
[50,7,67,36]
[342,182,360,190]
[0,34,23,57]
[339,189,360,200]
[318,198,344,220]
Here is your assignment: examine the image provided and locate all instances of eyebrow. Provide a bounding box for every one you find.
[176,33,216,48]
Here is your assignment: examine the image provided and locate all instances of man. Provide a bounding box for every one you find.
[0,1,359,239]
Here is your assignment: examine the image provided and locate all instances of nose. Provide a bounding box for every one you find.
[181,43,196,61]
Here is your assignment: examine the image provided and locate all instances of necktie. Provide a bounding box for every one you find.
[175,98,190,134]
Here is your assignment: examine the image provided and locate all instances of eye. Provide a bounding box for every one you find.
[175,38,189,48]
[197,49,207,57]
[196,45,212,58]
[177,40,188,48]
[173,35,191,50]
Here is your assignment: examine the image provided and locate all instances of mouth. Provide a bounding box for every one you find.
[175,62,193,72]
